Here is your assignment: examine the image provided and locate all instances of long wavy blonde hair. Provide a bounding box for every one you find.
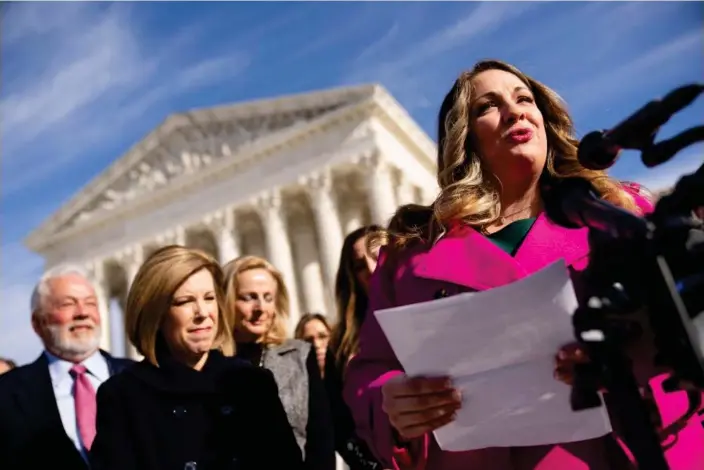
[221,255,290,347]
[379,59,639,251]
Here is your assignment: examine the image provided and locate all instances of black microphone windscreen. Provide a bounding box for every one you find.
[578,131,622,171]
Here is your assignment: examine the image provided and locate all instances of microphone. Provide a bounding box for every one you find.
[541,177,649,239]
[578,84,704,171]
[577,130,623,171]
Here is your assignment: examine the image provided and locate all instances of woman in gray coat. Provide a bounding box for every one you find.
[222,255,335,470]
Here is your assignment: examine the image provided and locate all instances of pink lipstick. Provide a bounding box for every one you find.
[506,128,533,144]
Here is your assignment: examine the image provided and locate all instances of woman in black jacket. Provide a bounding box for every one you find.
[90,246,302,470]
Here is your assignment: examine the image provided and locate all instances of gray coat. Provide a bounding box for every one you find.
[261,339,312,457]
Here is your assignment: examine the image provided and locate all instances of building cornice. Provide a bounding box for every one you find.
[25,84,373,249]
[369,87,437,167]
[25,85,437,253]
[25,87,434,252]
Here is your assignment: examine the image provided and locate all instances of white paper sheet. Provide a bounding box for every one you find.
[374,260,612,452]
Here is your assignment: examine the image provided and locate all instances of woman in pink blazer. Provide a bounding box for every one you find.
[343,59,704,470]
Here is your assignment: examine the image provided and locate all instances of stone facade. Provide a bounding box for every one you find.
[24,83,439,359]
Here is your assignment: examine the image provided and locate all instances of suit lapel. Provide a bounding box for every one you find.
[100,349,133,376]
[414,213,590,291]
[100,349,119,376]
[16,355,65,430]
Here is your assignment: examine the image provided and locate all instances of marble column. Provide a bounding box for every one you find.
[123,246,144,360]
[304,169,344,300]
[361,151,397,226]
[213,209,241,265]
[342,203,365,235]
[420,185,437,205]
[290,218,328,316]
[257,189,301,331]
[396,173,416,207]
[241,220,267,259]
[87,260,111,351]
[124,248,143,292]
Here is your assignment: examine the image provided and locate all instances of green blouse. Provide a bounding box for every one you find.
[486,217,537,256]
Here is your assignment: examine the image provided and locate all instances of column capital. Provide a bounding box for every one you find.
[354,148,385,171]
[156,226,186,246]
[85,259,106,287]
[115,244,144,265]
[204,208,235,232]
[396,172,416,206]
[85,260,100,279]
[254,189,283,215]
[299,168,333,194]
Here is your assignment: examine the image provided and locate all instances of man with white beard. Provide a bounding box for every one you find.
[0,265,132,470]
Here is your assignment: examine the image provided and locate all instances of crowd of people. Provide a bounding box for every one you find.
[1,59,702,470]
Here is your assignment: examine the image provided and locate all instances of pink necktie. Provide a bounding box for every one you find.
[70,364,97,450]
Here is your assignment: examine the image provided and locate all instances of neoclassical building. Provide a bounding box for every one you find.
[25,84,438,358]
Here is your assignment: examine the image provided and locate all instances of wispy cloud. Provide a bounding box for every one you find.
[1,2,86,45]
[287,6,373,62]
[624,146,704,192]
[564,29,702,114]
[1,3,252,196]
[351,2,537,80]
[354,22,400,64]
[343,2,540,110]
[2,4,145,150]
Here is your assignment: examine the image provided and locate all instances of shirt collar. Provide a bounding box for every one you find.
[45,349,110,386]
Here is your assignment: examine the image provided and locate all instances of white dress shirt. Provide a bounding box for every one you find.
[45,350,110,460]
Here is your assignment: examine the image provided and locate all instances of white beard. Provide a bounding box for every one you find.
[46,324,102,359]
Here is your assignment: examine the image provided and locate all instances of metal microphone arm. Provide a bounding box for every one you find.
[653,163,704,220]
[607,83,704,150]
[642,125,704,167]
[578,83,704,170]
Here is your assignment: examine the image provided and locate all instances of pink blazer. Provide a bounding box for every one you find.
[344,188,704,470]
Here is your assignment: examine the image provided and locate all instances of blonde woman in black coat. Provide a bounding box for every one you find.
[89,246,302,470]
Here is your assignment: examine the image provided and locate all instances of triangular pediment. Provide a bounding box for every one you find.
[26,84,381,247]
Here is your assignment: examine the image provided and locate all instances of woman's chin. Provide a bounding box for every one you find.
[235,326,266,342]
[245,324,268,336]
[186,340,214,355]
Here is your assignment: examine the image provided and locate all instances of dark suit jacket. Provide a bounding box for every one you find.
[0,350,132,470]
[89,349,303,470]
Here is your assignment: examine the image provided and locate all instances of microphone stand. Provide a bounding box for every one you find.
[547,173,704,470]
[542,82,704,470]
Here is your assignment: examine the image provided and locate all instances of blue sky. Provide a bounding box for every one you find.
[2,1,703,364]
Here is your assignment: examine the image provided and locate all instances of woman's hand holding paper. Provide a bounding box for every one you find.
[381,374,462,441]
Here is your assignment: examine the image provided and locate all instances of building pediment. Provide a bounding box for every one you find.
[25,83,437,253]
[25,84,383,248]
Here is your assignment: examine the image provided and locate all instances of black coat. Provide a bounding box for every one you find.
[89,349,303,470]
[237,341,335,470]
[0,350,132,470]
